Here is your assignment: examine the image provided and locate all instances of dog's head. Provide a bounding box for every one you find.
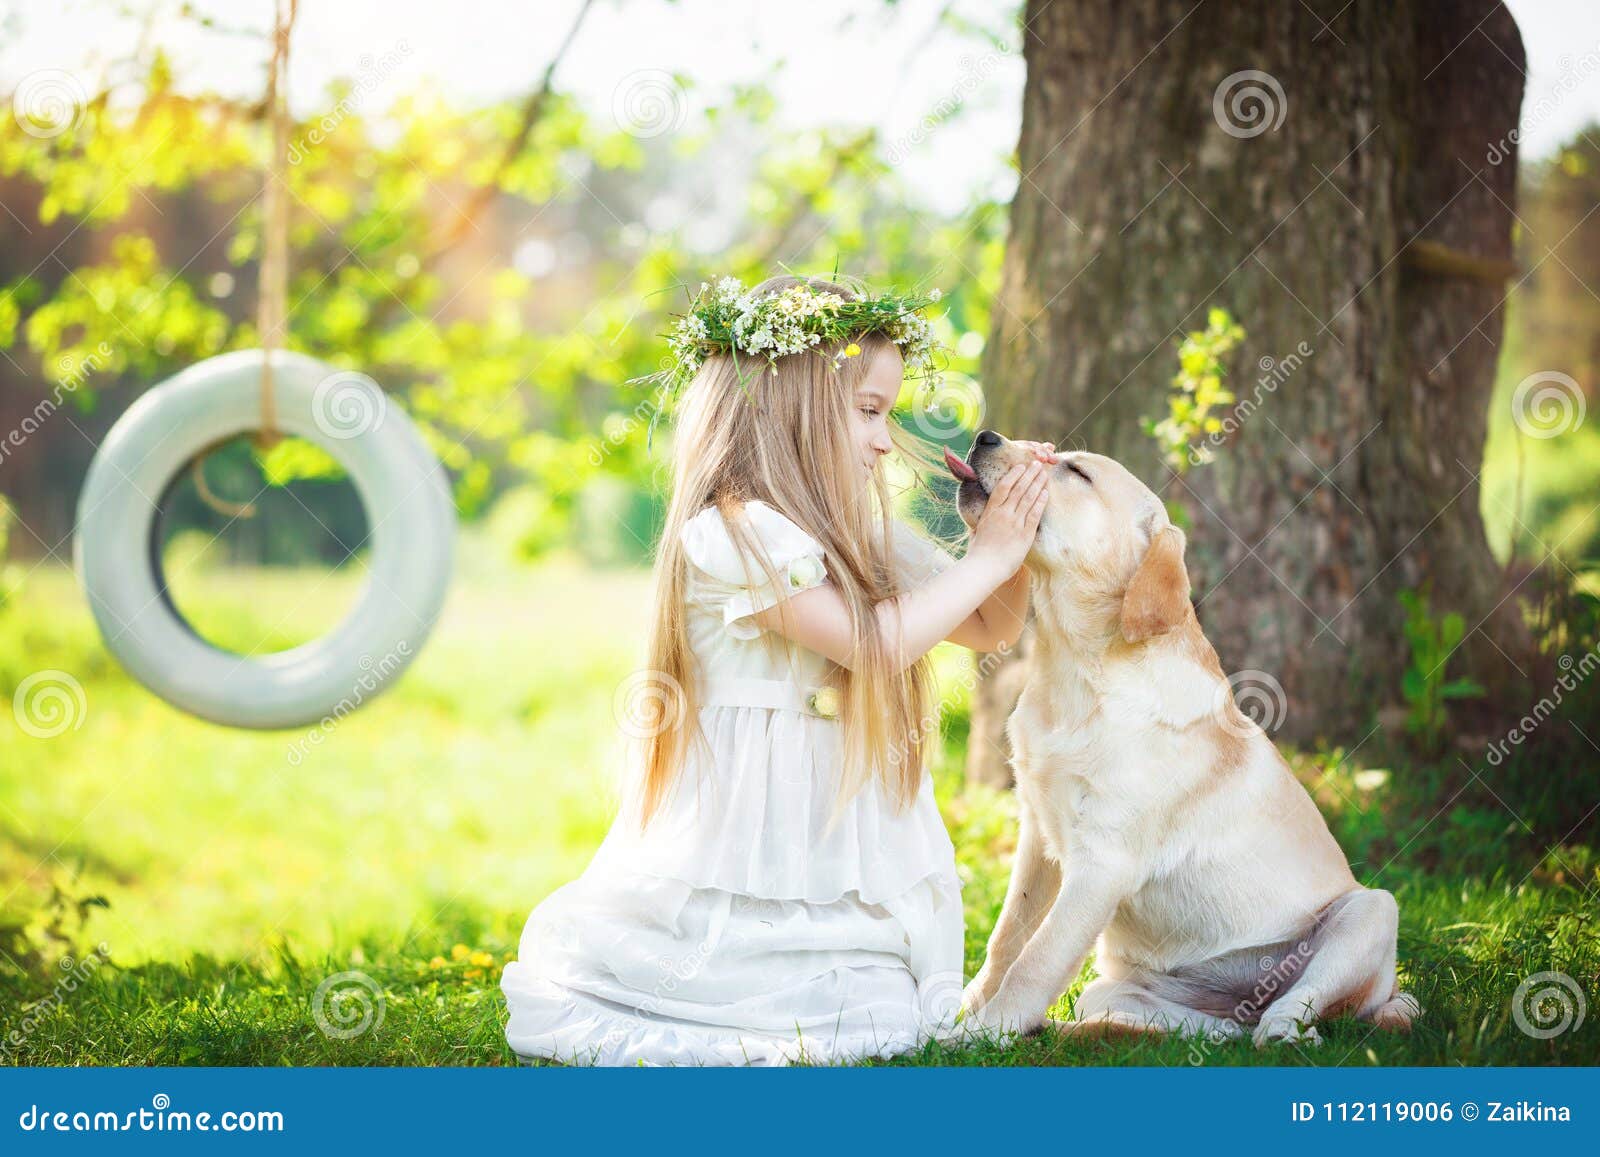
[946,430,1192,646]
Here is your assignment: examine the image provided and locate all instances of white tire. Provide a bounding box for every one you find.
[73,349,455,730]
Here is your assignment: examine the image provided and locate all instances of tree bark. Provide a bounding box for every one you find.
[972,0,1527,770]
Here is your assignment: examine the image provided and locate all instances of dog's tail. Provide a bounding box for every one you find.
[1050,1013,1171,1040]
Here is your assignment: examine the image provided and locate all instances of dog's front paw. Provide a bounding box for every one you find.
[966,995,1046,1039]
[1371,991,1421,1032]
[1253,1016,1322,1048]
[959,975,992,1018]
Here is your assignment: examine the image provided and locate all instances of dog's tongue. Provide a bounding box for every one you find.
[943,446,978,482]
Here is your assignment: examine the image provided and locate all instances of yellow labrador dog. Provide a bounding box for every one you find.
[945,430,1419,1046]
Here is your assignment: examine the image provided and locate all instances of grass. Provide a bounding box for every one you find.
[1,542,1596,1066]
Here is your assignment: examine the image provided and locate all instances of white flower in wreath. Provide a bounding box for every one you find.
[786,555,825,591]
[806,686,841,719]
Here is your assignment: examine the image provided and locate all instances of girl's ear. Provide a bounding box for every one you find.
[1120,525,1191,643]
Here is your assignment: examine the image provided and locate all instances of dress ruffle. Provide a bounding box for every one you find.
[501,872,967,1067]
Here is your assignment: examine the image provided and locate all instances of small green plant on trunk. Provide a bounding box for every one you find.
[1398,586,1485,753]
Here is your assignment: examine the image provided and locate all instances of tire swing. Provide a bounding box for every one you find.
[73,0,454,730]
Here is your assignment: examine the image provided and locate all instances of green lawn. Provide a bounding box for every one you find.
[2,545,1596,1066]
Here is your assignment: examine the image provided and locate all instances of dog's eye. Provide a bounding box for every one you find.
[1063,461,1093,484]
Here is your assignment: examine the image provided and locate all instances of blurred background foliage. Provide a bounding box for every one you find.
[1482,127,1600,571]
[0,10,1591,578]
[0,14,1007,574]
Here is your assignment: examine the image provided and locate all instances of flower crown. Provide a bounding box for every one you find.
[632,276,948,402]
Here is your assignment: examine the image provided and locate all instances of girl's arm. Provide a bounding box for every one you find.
[959,564,1029,650]
[750,459,1050,671]
[944,438,1050,650]
[752,551,1022,672]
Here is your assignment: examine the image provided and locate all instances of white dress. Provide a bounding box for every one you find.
[500,500,968,1066]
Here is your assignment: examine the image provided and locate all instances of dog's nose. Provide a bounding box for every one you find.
[975,429,1002,447]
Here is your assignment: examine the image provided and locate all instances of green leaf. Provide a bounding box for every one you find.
[256,438,347,485]
[1440,678,1486,700]
[1439,612,1465,650]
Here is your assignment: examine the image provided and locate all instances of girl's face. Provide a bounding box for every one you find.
[848,349,901,487]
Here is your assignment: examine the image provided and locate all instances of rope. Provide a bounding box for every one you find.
[191,454,258,520]
[254,0,296,452]
[192,0,296,518]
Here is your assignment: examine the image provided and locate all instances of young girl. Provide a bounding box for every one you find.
[500,274,1053,1065]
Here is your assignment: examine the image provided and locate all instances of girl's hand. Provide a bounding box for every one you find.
[968,460,1050,575]
[1012,439,1057,464]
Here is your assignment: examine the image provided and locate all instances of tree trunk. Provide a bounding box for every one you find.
[972,0,1526,775]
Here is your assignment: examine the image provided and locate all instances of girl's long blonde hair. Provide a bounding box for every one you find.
[635,273,957,833]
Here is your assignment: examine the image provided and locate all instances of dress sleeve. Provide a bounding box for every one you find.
[680,500,830,641]
[889,517,958,587]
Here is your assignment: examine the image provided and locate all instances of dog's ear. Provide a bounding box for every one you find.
[1120,524,1191,643]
